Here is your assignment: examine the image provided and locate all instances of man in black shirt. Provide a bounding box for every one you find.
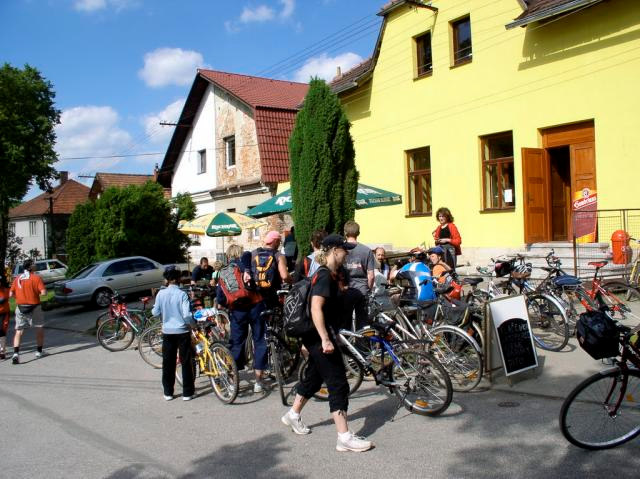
[191,257,214,285]
[281,234,373,453]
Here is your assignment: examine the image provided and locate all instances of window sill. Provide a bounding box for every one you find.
[479,207,515,214]
[450,57,472,69]
[405,212,432,218]
[414,70,433,81]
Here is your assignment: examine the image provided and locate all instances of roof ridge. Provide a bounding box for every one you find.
[198,68,308,86]
[332,56,373,81]
[97,172,154,177]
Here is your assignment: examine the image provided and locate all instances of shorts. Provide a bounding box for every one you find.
[15,305,44,330]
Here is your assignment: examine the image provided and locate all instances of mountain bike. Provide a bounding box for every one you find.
[95,292,158,331]
[580,261,640,322]
[559,322,640,450]
[96,293,158,351]
[300,316,453,417]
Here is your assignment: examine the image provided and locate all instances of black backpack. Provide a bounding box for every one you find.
[576,310,620,359]
[283,266,326,337]
[251,248,279,291]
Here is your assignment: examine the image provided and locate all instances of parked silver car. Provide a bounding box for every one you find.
[13,259,68,285]
[54,256,165,308]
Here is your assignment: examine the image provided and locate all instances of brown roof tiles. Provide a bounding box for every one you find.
[9,179,90,218]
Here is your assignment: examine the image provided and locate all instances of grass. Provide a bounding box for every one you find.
[9,291,56,313]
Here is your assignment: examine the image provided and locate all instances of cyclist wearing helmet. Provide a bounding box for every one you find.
[427,246,451,283]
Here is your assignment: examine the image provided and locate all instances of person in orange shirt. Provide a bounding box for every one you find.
[0,273,10,360]
[9,259,47,364]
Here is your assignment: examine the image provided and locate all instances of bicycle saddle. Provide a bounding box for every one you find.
[140,296,151,304]
[462,277,483,286]
[588,261,608,268]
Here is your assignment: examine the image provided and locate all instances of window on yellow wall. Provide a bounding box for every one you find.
[415,31,433,77]
[406,147,432,216]
[481,132,515,210]
[451,16,472,67]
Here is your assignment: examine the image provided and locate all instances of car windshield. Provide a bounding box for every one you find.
[71,264,98,279]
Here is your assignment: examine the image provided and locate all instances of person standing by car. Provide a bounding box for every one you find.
[281,234,373,453]
[9,259,47,364]
[0,273,10,360]
[342,221,375,329]
[432,207,462,269]
[152,267,196,401]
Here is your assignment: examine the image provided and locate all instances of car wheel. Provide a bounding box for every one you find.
[93,288,112,309]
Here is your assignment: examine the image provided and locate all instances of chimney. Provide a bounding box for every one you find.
[59,171,68,185]
[153,163,159,182]
[336,66,342,78]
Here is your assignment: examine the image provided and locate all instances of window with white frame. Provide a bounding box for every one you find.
[29,220,37,236]
[225,136,236,168]
[197,149,206,174]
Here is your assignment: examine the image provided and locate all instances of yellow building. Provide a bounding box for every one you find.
[332,0,640,264]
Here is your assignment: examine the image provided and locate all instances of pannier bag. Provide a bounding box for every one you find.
[494,260,514,277]
[576,310,620,359]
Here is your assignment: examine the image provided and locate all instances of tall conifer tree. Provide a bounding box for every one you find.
[288,78,359,257]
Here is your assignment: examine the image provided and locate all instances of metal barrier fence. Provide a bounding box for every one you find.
[572,209,640,279]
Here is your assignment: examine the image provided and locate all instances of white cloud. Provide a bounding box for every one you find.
[55,106,133,173]
[240,5,275,23]
[142,99,184,145]
[73,0,138,13]
[138,48,205,88]
[279,0,295,19]
[293,52,363,83]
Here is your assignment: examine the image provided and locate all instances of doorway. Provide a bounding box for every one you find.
[548,146,571,241]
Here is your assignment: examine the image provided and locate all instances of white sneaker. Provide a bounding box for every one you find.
[182,395,194,401]
[253,381,264,394]
[281,411,311,435]
[336,432,373,452]
[164,395,174,401]
[35,351,45,359]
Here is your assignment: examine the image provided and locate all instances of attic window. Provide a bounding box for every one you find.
[197,149,206,174]
[225,136,236,168]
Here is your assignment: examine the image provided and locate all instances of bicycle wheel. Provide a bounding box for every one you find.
[556,287,596,327]
[299,352,364,401]
[270,342,288,405]
[560,368,640,450]
[96,318,135,352]
[526,294,569,351]
[176,355,197,387]
[137,324,163,368]
[599,282,640,322]
[95,311,111,330]
[208,342,239,404]
[391,348,452,416]
[429,325,483,392]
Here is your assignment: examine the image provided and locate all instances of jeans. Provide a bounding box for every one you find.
[162,332,195,397]
[229,302,268,371]
[296,338,349,413]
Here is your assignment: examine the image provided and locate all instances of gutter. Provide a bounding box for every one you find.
[505,0,604,29]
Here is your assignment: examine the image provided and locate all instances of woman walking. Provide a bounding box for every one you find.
[433,207,462,269]
[281,234,373,453]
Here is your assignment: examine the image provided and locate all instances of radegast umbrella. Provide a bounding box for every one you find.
[244,183,402,218]
[178,213,217,236]
[205,212,268,237]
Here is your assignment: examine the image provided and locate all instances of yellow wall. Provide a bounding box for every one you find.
[343,0,640,252]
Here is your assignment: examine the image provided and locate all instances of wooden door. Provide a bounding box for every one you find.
[570,141,596,196]
[522,148,550,243]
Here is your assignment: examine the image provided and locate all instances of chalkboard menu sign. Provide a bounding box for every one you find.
[489,295,538,376]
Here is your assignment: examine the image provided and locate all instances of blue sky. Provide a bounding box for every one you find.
[1,0,384,200]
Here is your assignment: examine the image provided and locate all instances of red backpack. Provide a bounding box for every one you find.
[218,264,261,309]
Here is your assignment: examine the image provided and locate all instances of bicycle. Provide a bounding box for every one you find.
[176,316,239,404]
[559,322,640,450]
[95,292,158,331]
[300,316,453,417]
[96,293,158,351]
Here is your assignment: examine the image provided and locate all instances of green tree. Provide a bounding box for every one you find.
[172,192,197,221]
[0,63,60,268]
[288,78,359,257]
[65,182,189,275]
[4,229,23,268]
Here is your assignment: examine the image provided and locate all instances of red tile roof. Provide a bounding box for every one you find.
[9,179,90,218]
[159,70,309,186]
[198,69,308,110]
[330,57,374,93]
[89,172,171,199]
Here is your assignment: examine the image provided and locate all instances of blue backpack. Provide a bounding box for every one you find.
[251,248,279,291]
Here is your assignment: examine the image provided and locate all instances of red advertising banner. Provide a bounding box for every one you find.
[573,188,597,243]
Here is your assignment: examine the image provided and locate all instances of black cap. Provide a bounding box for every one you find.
[322,234,356,250]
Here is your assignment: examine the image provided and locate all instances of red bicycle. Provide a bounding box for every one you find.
[580,261,640,322]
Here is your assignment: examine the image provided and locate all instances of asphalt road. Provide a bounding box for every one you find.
[1,304,639,479]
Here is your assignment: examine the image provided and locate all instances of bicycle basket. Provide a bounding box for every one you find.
[494,260,514,277]
[576,311,620,360]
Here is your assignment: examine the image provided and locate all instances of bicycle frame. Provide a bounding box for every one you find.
[584,265,631,315]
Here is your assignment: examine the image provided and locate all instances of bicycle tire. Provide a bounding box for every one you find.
[95,311,111,330]
[556,287,596,327]
[560,368,640,450]
[96,318,135,352]
[299,352,364,402]
[175,354,197,388]
[430,325,483,392]
[137,324,163,368]
[270,342,288,405]
[391,348,452,416]
[526,293,569,351]
[208,342,239,404]
[599,282,640,322]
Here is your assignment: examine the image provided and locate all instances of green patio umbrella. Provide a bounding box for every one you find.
[244,183,402,218]
[205,212,268,237]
